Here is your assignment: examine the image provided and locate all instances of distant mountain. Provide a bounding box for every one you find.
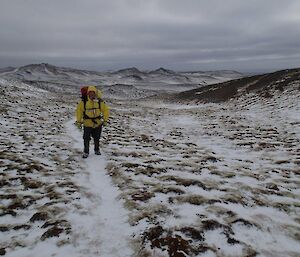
[201,70,244,77]
[0,63,246,99]
[149,67,177,75]
[113,67,145,75]
[19,63,57,72]
[1,63,106,85]
[0,63,243,85]
[170,68,300,103]
[0,66,16,75]
[101,84,158,99]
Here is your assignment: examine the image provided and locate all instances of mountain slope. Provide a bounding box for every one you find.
[171,68,300,103]
[0,63,243,91]
[103,76,300,256]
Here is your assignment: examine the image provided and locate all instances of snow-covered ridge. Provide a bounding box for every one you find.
[170,67,300,103]
[0,63,243,88]
[0,63,244,100]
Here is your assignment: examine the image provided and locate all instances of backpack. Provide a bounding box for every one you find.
[80,86,89,102]
[80,86,103,124]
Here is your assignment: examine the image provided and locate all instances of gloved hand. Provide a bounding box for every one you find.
[75,121,82,130]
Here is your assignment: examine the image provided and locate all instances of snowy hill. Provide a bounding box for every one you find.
[170,68,300,103]
[0,66,299,257]
[112,67,145,76]
[0,63,243,99]
[101,84,160,100]
[180,70,244,86]
[3,63,106,86]
[0,67,15,74]
[103,69,300,256]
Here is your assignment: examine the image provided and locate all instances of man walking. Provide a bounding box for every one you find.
[76,86,109,158]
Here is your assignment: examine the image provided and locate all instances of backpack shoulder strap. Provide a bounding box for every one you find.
[82,96,87,111]
[81,96,88,120]
[98,98,102,111]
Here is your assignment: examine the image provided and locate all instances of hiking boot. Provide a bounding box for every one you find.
[95,151,101,155]
[82,153,89,158]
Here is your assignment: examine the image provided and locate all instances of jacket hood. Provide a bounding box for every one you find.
[96,90,102,98]
[87,86,97,93]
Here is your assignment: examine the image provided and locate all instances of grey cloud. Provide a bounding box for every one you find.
[0,0,300,72]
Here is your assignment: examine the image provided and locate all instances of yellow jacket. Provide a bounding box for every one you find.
[76,86,109,128]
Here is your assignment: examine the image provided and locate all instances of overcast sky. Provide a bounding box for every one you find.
[0,0,300,72]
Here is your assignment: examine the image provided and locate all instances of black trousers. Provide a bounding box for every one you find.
[83,125,102,154]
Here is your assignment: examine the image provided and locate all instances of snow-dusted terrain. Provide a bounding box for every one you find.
[0,65,299,257]
[0,77,135,257]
